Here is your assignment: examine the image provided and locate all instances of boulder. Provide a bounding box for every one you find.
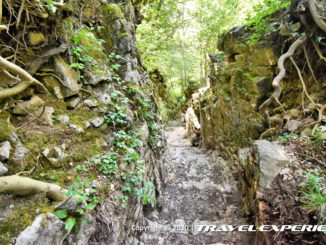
[253,140,289,188]
[13,146,30,167]
[15,213,66,245]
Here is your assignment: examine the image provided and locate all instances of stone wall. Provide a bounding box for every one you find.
[0,1,165,244]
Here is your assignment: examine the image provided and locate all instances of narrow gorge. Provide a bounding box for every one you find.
[0,0,325,245]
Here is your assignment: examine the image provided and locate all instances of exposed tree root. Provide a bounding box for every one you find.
[259,36,306,118]
[290,57,316,108]
[309,0,326,32]
[312,40,326,62]
[312,103,326,134]
[27,43,67,74]
[0,175,67,201]
[0,56,50,100]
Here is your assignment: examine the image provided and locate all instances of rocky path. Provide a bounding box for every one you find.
[138,123,254,245]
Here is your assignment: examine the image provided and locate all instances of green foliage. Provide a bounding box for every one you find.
[54,177,100,231]
[65,217,76,230]
[134,181,156,206]
[299,169,326,222]
[245,0,291,45]
[114,195,129,208]
[67,26,106,77]
[35,0,57,13]
[148,122,163,147]
[91,152,118,178]
[278,132,298,143]
[104,103,127,127]
[66,177,100,210]
[55,210,68,219]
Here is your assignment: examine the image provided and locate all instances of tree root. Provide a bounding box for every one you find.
[290,57,316,108]
[0,175,67,201]
[0,56,50,100]
[312,40,326,62]
[27,43,67,75]
[309,0,326,32]
[259,36,306,118]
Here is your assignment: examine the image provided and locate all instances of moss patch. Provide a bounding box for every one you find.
[0,112,15,142]
[0,194,54,245]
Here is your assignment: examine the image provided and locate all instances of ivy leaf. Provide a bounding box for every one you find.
[55,210,68,219]
[73,35,80,45]
[65,217,76,230]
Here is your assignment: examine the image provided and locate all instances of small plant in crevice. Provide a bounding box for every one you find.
[114,195,129,208]
[91,152,119,179]
[278,132,299,143]
[55,177,100,231]
[106,52,123,82]
[104,103,127,128]
[69,28,105,77]
[113,130,142,151]
[135,181,156,206]
[299,169,326,222]
[148,122,163,148]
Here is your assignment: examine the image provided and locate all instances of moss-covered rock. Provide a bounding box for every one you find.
[101,4,124,52]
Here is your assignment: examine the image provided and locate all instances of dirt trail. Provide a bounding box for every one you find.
[138,123,254,245]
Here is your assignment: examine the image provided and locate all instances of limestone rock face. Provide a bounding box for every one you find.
[195,25,284,152]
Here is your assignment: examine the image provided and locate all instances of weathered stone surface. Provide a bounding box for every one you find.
[13,96,45,115]
[0,161,8,175]
[39,106,54,126]
[253,140,289,188]
[28,32,46,46]
[0,141,11,161]
[288,119,299,132]
[67,96,81,109]
[84,99,98,108]
[54,55,79,98]
[42,76,64,99]
[57,115,70,124]
[42,147,68,163]
[92,117,105,128]
[15,213,66,245]
[13,146,30,167]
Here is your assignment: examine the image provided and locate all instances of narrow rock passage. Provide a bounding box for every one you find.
[139,123,254,245]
